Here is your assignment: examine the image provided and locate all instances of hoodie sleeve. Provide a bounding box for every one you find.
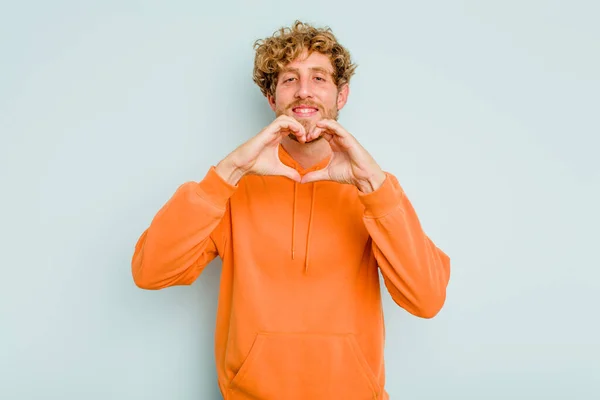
[131,166,236,290]
[358,173,451,318]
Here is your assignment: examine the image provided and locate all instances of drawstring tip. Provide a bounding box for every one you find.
[292,250,295,260]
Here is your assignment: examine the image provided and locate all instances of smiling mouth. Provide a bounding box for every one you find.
[292,106,319,117]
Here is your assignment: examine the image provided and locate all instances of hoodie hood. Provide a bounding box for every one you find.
[278,145,331,273]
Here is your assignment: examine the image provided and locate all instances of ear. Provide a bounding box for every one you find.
[336,84,349,111]
[267,93,276,112]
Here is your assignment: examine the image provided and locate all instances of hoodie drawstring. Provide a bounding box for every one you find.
[291,181,316,273]
[305,183,315,273]
[292,182,297,260]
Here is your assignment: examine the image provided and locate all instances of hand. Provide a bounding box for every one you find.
[302,119,387,193]
[215,115,307,185]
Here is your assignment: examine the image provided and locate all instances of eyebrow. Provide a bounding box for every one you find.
[280,66,334,76]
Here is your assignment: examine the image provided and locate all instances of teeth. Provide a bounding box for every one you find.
[296,108,316,113]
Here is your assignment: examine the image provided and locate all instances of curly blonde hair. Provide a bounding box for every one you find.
[253,21,357,98]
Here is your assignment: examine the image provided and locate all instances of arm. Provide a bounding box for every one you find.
[298,119,450,317]
[131,116,308,289]
[131,165,237,290]
[359,173,451,318]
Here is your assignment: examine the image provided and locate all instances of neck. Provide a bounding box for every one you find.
[280,136,332,170]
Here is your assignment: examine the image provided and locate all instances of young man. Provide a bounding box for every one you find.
[132,21,450,400]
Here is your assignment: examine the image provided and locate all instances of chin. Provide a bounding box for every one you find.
[298,119,316,132]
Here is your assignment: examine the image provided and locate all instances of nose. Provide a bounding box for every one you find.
[295,76,313,99]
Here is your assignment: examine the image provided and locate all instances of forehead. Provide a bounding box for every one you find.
[281,51,335,74]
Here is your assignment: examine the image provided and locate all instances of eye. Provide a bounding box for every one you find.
[284,77,296,83]
[315,76,325,82]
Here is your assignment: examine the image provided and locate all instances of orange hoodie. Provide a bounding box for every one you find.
[132,146,450,400]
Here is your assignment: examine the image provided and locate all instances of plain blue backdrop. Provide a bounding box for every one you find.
[1,1,599,399]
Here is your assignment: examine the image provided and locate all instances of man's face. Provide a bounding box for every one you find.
[268,51,349,142]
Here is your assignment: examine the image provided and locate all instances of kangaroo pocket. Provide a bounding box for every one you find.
[228,332,381,400]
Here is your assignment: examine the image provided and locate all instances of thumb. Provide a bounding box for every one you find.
[301,169,330,184]
[274,164,301,182]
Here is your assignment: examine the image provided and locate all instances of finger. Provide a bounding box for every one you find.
[307,126,325,142]
[301,169,331,184]
[262,117,305,141]
[306,126,336,150]
[277,116,306,135]
[315,119,349,138]
[277,120,307,142]
[315,119,355,150]
[281,128,307,143]
[275,164,301,182]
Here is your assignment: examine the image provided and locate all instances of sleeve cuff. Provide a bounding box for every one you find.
[194,166,238,210]
[358,172,404,218]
